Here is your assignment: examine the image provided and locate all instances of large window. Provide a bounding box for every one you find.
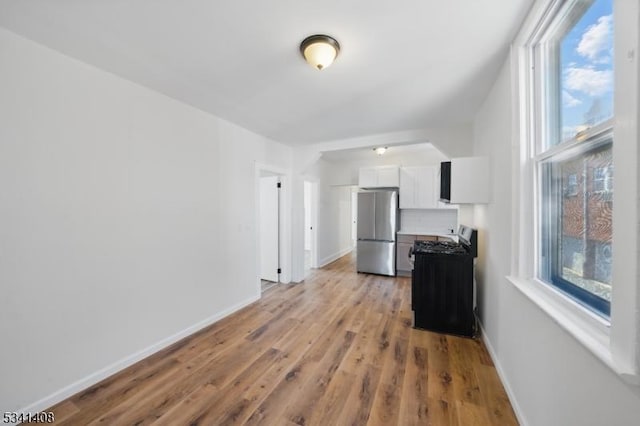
[534,0,613,317]
[513,0,639,379]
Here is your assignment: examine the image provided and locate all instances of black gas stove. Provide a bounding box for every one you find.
[411,225,477,337]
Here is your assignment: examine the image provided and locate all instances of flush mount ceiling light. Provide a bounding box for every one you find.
[374,147,388,155]
[300,34,340,70]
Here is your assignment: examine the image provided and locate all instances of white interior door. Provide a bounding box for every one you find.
[260,176,279,282]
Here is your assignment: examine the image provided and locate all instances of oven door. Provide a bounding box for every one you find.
[412,252,474,337]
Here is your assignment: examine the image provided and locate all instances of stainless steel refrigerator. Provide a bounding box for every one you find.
[356,190,399,276]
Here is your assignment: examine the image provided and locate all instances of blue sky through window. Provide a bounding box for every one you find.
[560,0,613,140]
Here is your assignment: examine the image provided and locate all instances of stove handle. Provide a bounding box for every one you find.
[408,246,413,258]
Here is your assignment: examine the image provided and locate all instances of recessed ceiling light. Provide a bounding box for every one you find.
[300,34,340,70]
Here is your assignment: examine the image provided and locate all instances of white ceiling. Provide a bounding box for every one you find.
[321,143,440,163]
[0,0,532,146]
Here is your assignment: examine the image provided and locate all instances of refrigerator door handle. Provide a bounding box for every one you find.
[358,238,395,243]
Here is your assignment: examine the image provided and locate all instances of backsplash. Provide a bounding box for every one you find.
[400,209,458,234]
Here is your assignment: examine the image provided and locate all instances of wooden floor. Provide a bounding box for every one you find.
[45,253,518,425]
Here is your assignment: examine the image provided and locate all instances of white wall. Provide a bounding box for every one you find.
[218,123,292,287]
[323,146,449,186]
[472,57,640,426]
[307,127,474,159]
[304,160,354,267]
[0,27,291,413]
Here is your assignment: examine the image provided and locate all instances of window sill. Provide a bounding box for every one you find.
[507,275,619,374]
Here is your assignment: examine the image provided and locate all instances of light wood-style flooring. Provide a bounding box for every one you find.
[44,252,518,425]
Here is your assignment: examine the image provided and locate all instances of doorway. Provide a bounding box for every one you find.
[255,163,291,294]
[259,174,279,292]
[304,180,317,277]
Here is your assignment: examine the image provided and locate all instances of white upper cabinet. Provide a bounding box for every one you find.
[358,167,378,188]
[376,166,400,187]
[399,166,438,209]
[358,165,399,188]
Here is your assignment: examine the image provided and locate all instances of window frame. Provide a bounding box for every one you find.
[509,0,640,383]
[538,127,613,317]
[533,0,614,318]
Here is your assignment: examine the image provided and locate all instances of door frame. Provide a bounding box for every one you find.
[303,179,319,274]
[255,163,291,294]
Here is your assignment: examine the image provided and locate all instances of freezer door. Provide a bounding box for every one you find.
[357,240,396,276]
[374,191,397,241]
[357,192,376,240]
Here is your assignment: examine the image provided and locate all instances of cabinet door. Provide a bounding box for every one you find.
[358,167,377,188]
[400,166,437,209]
[416,166,437,208]
[396,242,413,272]
[377,166,399,187]
[399,167,417,208]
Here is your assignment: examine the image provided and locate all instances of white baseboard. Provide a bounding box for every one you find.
[318,247,353,268]
[479,322,528,426]
[16,295,260,418]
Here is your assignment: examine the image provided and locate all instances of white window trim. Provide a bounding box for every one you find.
[510,0,640,384]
